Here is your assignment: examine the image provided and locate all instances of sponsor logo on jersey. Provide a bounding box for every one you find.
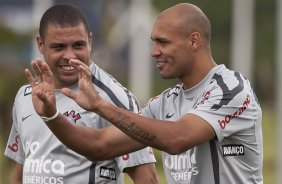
[8,134,20,152]
[100,167,116,180]
[222,144,244,156]
[164,151,199,182]
[23,141,65,184]
[165,113,175,119]
[217,94,250,129]
[63,110,81,123]
[24,86,32,96]
[22,114,33,122]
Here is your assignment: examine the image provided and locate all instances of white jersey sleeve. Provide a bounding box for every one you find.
[189,69,261,142]
[4,86,26,165]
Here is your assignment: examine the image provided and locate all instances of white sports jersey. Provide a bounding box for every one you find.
[140,65,263,184]
[5,63,156,184]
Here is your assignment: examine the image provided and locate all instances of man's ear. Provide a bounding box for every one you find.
[36,36,44,54]
[190,32,201,51]
[88,32,93,52]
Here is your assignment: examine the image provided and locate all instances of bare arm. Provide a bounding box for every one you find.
[10,163,23,184]
[62,59,216,154]
[81,97,215,154]
[26,59,215,155]
[125,163,159,184]
[46,114,146,160]
[24,59,145,161]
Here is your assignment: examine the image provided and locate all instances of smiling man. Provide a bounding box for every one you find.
[25,3,263,184]
[4,4,158,184]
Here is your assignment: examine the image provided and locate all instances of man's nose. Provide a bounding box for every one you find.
[63,48,76,60]
[150,43,161,57]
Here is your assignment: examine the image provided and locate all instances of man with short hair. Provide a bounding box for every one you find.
[5,4,158,184]
[25,3,263,184]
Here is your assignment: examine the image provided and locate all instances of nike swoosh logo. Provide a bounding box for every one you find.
[166,113,175,119]
[22,114,33,121]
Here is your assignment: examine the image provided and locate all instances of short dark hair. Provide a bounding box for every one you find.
[39,4,90,41]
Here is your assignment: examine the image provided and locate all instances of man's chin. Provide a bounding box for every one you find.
[160,75,174,79]
[56,77,78,88]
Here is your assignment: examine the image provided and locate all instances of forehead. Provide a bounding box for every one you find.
[44,23,89,42]
[151,17,180,40]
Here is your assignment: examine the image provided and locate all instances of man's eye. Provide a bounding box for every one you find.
[75,43,86,48]
[157,39,168,44]
[159,41,168,45]
[51,45,63,50]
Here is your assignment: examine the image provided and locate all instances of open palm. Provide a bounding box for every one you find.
[61,59,102,112]
[25,59,57,117]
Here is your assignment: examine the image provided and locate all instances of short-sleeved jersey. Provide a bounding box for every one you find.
[140,65,263,184]
[5,63,156,184]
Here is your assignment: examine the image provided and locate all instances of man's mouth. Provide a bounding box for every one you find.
[59,65,75,71]
[156,60,167,69]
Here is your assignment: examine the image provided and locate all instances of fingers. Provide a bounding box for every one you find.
[24,68,37,87]
[27,59,44,86]
[31,59,53,83]
[69,59,88,67]
[69,59,92,79]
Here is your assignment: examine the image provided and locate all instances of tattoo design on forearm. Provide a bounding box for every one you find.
[113,111,156,142]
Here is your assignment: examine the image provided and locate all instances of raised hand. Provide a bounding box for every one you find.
[61,59,103,112]
[24,58,57,117]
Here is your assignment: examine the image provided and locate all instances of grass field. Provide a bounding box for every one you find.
[1,106,278,184]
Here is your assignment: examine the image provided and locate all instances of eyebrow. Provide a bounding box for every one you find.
[48,40,87,46]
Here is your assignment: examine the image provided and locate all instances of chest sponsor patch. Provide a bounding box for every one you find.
[100,167,116,180]
[222,144,244,157]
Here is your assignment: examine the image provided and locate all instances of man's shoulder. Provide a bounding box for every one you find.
[164,83,182,98]
[146,83,182,107]
[15,84,32,100]
[91,63,139,111]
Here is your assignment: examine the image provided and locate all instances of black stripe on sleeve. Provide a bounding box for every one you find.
[209,140,220,184]
[124,89,134,111]
[92,75,134,111]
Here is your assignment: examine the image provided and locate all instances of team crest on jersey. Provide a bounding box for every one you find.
[100,167,116,180]
[24,86,32,96]
[63,110,81,123]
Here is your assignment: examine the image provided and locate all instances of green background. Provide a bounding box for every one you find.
[0,0,277,183]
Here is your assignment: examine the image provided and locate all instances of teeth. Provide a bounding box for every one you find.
[61,66,75,71]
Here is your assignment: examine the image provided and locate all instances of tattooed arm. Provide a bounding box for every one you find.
[26,59,215,155]
[63,59,215,154]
